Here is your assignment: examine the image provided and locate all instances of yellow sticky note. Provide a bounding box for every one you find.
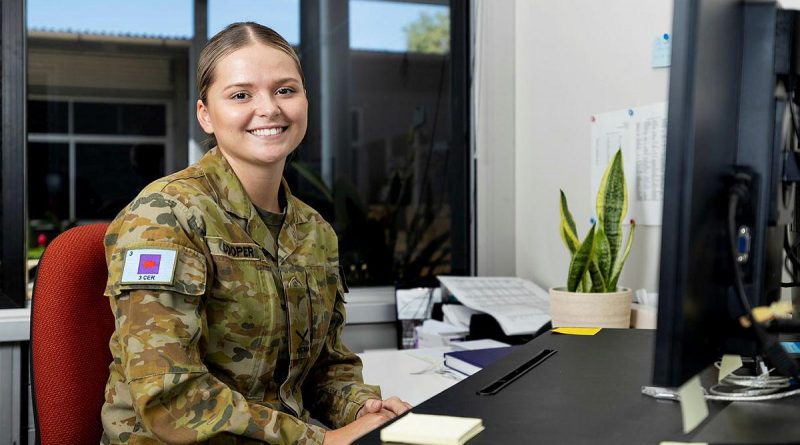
[718,354,743,382]
[677,375,708,433]
[552,327,602,336]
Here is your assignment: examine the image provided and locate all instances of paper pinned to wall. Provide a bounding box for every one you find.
[590,102,667,226]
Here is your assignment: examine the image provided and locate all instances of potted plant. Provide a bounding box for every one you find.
[551,149,636,328]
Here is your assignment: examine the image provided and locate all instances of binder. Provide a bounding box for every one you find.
[443,346,515,376]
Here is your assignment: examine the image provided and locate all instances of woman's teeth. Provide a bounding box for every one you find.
[249,127,284,136]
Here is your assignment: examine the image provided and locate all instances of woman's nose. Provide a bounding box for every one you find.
[255,94,280,118]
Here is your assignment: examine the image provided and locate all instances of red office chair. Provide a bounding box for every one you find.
[30,223,113,445]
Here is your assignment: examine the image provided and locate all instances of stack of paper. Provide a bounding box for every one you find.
[415,319,468,348]
[437,276,550,335]
[380,412,484,445]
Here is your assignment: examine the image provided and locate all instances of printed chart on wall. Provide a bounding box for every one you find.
[590,102,667,226]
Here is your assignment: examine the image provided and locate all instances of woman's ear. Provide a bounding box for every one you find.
[196,99,214,134]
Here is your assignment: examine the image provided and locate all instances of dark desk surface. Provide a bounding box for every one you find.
[358,329,800,445]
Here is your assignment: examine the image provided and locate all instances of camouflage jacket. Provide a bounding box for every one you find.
[101,148,381,444]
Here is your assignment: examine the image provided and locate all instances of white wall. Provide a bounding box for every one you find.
[474,0,517,276]
[477,0,674,291]
[514,0,673,291]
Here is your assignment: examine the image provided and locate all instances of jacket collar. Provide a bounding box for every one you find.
[198,147,309,259]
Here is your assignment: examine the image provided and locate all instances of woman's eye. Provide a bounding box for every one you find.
[276,87,294,95]
[232,92,249,100]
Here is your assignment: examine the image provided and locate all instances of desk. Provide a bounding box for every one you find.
[358,329,800,444]
[358,347,464,406]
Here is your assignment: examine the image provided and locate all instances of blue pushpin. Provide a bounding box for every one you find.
[628,109,634,116]
[663,33,670,41]
[590,217,597,225]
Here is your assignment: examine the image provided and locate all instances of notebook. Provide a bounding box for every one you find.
[443,346,515,376]
[379,412,484,445]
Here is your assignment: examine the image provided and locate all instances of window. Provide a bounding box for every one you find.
[22,0,469,295]
[26,0,191,271]
[208,0,299,43]
[284,0,468,287]
[350,0,450,53]
[27,0,192,38]
[27,99,168,225]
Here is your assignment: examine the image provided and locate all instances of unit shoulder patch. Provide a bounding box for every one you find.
[120,248,178,284]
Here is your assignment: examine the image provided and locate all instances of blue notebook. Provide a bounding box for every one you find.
[443,346,516,376]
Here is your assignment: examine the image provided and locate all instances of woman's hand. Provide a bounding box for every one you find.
[322,411,394,445]
[322,397,413,445]
[356,397,412,418]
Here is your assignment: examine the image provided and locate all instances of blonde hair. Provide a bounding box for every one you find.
[197,22,305,147]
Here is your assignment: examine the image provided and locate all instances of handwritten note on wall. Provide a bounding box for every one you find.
[590,102,667,226]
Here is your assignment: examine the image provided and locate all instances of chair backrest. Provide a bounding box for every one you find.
[30,223,113,445]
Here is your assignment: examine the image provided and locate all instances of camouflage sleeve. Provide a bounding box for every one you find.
[106,191,326,444]
[302,271,382,428]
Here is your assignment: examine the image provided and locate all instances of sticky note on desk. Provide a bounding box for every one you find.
[677,375,708,433]
[552,327,601,336]
[380,412,484,445]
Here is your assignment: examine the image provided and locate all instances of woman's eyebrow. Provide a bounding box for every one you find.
[222,82,255,91]
[274,77,302,85]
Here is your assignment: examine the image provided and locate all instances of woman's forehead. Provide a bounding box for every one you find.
[213,43,302,85]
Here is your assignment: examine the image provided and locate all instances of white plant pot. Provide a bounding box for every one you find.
[549,287,633,328]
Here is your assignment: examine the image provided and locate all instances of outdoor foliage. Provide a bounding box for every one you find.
[404,11,450,54]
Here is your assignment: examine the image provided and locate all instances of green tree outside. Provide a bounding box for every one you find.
[404,11,450,54]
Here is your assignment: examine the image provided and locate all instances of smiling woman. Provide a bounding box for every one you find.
[100,22,411,445]
[195,26,308,212]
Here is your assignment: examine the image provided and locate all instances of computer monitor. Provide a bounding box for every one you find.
[653,0,799,387]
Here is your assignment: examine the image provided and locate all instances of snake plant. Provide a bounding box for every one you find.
[559,149,636,293]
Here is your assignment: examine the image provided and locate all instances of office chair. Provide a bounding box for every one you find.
[30,223,113,445]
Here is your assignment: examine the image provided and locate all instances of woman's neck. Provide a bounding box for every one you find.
[220,152,285,213]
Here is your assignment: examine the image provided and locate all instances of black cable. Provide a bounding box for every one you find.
[728,182,800,381]
[785,228,800,280]
[727,186,756,319]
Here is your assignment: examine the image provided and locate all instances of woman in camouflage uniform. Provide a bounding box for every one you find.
[101,22,410,445]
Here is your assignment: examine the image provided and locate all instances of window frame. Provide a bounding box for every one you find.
[1,0,28,309]
[27,95,172,225]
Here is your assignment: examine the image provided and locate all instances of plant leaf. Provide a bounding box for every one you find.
[596,149,627,268]
[588,260,608,292]
[567,224,596,292]
[560,221,579,255]
[581,271,592,293]
[609,220,636,291]
[594,224,612,282]
[559,190,580,254]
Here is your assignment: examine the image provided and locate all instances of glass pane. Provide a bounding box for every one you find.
[27,142,69,222]
[74,103,166,136]
[288,1,455,287]
[28,100,68,134]
[75,143,165,220]
[27,0,193,39]
[208,0,299,43]
[350,0,449,53]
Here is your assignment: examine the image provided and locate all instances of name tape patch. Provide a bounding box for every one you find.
[121,248,178,284]
[211,238,263,260]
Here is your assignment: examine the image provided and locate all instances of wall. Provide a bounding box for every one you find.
[511,0,673,291]
[474,0,517,276]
